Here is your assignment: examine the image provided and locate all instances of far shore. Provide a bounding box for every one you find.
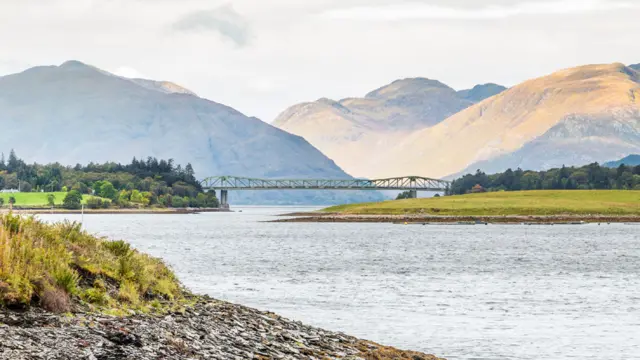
[275,212,640,224]
[0,207,231,215]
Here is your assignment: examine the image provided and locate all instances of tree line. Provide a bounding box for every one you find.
[448,162,640,195]
[0,150,219,209]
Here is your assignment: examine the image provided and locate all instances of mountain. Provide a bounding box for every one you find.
[0,60,382,204]
[630,63,640,71]
[273,78,505,178]
[457,83,507,102]
[383,63,640,178]
[604,154,640,167]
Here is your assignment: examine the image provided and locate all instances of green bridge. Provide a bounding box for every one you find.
[201,176,451,208]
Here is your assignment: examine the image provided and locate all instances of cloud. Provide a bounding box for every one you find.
[320,0,640,21]
[172,4,250,46]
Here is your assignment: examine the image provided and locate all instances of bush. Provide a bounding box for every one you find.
[41,287,71,313]
[86,197,111,209]
[63,190,83,209]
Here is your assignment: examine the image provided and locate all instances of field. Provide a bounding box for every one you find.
[323,190,640,216]
[0,192,96,207]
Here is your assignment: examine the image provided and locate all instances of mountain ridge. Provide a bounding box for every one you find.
[273,77,506,177]
[384,63,640,178]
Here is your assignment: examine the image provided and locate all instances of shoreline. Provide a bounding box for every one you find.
[274,212,640,224]
[0,208,231,215]
[0,295,443,360]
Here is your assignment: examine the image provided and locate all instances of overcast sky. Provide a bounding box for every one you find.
[1,0,639,121]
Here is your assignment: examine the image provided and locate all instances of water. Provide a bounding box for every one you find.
[38,207,640,360]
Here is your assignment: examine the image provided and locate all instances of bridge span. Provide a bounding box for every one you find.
[200,176,450,208]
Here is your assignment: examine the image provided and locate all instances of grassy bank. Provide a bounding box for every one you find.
[324,190,640,216]
[0,192,100,207]
[0,214,183,314]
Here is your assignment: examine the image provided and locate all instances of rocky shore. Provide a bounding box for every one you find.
[275,213,640,224]
[0,295,443,360]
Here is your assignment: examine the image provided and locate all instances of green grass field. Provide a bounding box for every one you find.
[324,190,640,216]
[0,192,97,207]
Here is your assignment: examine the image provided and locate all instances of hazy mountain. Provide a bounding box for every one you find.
[457,83,507,102]
[382,63,640,179]
[274,78,505,178]
[630,63,640,71]
[604,154,640,168]
[0,60,382,204]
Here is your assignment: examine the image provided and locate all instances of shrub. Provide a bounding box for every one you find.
[82,287,110,306]
[63,190,83,209]
[118,281,140,305]
[54,267,80,295]
[86,197,111,209]
[41,287,71,313]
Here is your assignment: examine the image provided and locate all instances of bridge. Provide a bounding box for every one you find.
[201,176,451,208]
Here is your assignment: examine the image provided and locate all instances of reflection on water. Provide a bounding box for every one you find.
[38,207,640,360]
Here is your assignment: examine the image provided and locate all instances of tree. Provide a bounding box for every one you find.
[0,198,4,207]
[47,194,56,207]
[98,181,117,200]
[63,190,83,209]
[396,191,413,200]
[8,196,16,208]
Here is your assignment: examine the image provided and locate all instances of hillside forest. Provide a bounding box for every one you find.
[0,150,219,209]
[449,162,640,195]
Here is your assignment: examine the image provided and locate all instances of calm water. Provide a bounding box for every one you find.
[38,208,639,360]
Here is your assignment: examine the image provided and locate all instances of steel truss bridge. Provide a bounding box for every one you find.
[201,176,450,207]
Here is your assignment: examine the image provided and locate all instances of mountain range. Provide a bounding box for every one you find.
[275,63,640,179]
[0,61,381,204]
[273,79,506,177]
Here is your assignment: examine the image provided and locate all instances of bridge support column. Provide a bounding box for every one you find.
[220,190,229,209]
[409,190,418,199]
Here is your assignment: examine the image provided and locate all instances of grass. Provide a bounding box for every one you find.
[0,214,184,314]
[324,190,640,216]
[0,192,103,207]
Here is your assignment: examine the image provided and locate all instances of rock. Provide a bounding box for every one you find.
[0,300,444,360]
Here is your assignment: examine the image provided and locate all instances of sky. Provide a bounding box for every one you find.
[1,0,639,122]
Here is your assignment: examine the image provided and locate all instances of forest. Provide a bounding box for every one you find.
[0,150,219,209]
[448,162,640,195]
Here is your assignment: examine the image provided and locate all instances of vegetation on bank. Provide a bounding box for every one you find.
[449,162,640,195]
[324,190,640,216]
[0,150,218,209]
[0,214,184,314]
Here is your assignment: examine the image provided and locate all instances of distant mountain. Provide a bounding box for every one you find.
[630,63,640,71]
[457,83,507,102]
[273,78,505,178]
[0,60,382,204]
[604,154,640,167]
[383,63,640,178]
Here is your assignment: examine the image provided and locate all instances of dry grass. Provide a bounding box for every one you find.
[0,213,184,313]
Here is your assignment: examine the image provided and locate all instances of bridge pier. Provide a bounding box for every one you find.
[220,190,229,209]
[409,190,418,199]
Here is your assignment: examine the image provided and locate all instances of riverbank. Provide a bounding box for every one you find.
[0,207,230,215]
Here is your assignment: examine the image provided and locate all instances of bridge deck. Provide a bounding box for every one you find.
[201,176,450,191]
